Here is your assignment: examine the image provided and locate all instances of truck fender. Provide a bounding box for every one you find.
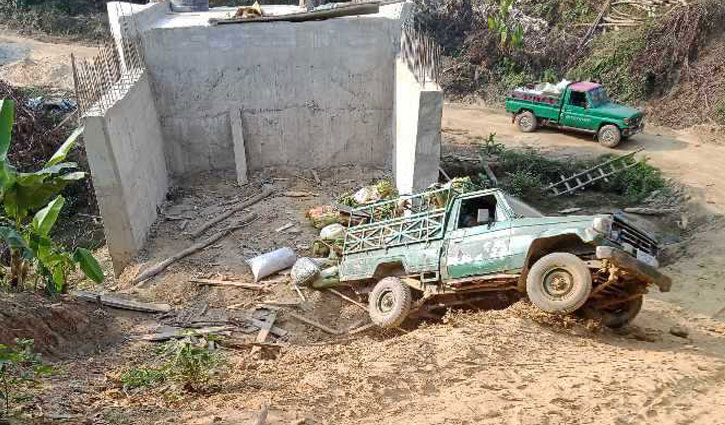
[373,260,408,280]
[598,121,621,131]
[517,234,593,292]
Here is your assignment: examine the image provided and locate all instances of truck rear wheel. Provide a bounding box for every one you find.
[516,111,538,133]
[598,125,622,148]
[526,253,592,314]
[368,277,412,328]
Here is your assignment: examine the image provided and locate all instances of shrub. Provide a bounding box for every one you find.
[501,170,542,198]
[600,158,668,202]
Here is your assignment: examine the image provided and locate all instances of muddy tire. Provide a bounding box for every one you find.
[368,277,412,328]
[598,125,622,148]
[588,296,644,329]
[516,111,538,133]
[526,253,592,314]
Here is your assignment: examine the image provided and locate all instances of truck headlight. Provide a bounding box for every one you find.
[624,118,631,125]
[592,217,612,235]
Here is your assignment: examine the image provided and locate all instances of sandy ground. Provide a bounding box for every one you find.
[0,30,97,90]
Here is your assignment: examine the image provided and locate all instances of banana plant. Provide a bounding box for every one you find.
[0,99,103,293]
[487,0,524,51]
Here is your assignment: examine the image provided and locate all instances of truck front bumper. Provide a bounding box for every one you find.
[623,122,644,137]
[596,246,671,292]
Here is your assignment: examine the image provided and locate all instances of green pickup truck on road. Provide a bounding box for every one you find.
[505,81,644,148]
[339,186,671,329]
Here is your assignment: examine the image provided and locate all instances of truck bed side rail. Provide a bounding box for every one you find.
[343,208,447,254]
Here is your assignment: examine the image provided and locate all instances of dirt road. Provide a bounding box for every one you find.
[443,104,725,211]
[0,30,97,90]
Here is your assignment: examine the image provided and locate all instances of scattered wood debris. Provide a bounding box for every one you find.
[275,222,294,232]
[72,291,171,313]
[141,326,233,342]
[623,207,677,215]
[191,188,272,238]
[192,278,270,291]
[133,213,258,284]
[282,191,316,198]
[559,207,583,214]
[251,311,277,356]
[285,311,342,335]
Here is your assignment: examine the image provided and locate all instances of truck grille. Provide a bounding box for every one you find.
[609,216,658,257]
[629,115,643,129]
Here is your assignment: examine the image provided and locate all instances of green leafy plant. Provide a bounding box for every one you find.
[120,337,224,394]
[0,339,52,419]
[716,99,725,123]
[501,170,542,198]
[480,133,506,157]
[0,99,103,293]
[162,338,223,391]
[120,367,167,391]
[600,158,668,202]
[487,0,524,51]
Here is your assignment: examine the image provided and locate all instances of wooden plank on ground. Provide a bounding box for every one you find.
[192,278,269,291]
[72,291,172,313]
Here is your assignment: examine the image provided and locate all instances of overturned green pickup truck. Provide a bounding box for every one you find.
[339,187,671,328]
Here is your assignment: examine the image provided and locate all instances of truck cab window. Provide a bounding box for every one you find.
[458,195,497,229]
[570,91,587,108]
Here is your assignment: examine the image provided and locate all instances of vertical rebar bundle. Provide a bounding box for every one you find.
[401,27,442,86]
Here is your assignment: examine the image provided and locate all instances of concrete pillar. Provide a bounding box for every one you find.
[394,58,443,195]
[230,108,248,186]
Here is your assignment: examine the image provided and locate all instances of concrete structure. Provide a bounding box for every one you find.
[84,73,168,272]
[394,58,443,194]
[84,1,443,274]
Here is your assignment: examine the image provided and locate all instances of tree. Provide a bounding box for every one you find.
[487,0,524,51]
[0,99,103,293]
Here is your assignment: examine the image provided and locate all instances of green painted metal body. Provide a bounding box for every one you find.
[339,188,607,285]
[504,82,644,137]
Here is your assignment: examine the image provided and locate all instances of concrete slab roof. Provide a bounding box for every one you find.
[150,3,406,30]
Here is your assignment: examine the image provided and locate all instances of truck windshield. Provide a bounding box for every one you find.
[503,194,543,218]
[589,87,609,107]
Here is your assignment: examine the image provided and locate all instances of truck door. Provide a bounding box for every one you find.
[441,194,512,281]
[561,89,596,130]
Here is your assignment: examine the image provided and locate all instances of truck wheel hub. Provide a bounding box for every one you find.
[602,129,616,143]
[378,290,396,313]
[543,269,574,297]
[520,116,533,128]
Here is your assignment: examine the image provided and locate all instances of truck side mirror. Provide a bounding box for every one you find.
[477,209,491,225]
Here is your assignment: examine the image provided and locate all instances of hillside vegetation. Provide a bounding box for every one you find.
[416,0,725,128]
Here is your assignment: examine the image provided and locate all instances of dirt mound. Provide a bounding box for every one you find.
[0,292,119,359]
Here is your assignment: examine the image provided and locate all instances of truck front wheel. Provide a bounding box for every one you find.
[516,111,538,133]
[526,253,592,314]
[598,125,622,148]
[369,277,412,328]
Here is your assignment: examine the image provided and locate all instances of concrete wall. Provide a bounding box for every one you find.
[394,58,443,194]
[141,15,402,176]
[84,73,168,273]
